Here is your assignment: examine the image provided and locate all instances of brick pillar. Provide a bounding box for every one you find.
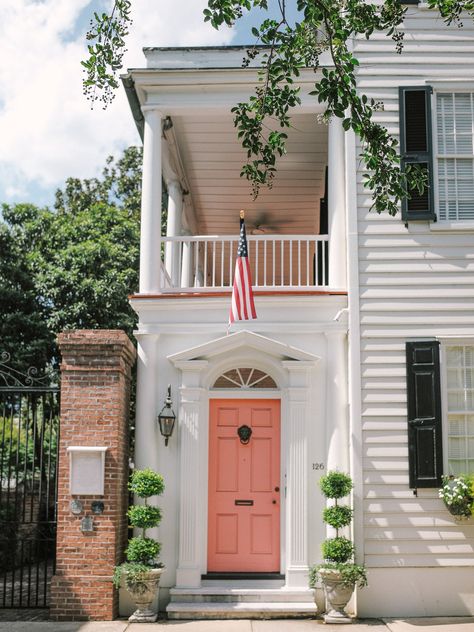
[50,330,136,621]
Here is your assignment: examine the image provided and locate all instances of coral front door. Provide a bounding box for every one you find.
[208,399,280,572]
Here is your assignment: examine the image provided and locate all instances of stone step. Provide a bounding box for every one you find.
[201,578,285,588]
[169,587,315,604]
[166,601,316,620]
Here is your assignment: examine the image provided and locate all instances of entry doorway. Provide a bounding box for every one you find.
[207,399,281,573]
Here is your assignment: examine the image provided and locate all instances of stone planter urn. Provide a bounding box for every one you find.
[126,567,165,623]
[319,568,354,624]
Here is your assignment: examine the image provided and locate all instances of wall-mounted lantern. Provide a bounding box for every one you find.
[157,385,176,446]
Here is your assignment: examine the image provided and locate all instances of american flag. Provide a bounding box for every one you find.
[229,211,257,327]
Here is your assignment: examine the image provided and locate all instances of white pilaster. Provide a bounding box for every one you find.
[325,330,349,475]
[282,361,312,588]
[165,179,183,286]
[175,360,208,588]
[328,116,347,291]
[134,334,160,541]
[140,107,163,294]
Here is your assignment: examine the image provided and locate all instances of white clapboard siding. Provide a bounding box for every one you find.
[355,7,474,570]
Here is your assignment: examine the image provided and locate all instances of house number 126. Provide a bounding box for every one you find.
[312,463,325,470]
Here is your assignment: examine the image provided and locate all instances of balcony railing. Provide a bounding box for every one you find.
[159,234,329,293]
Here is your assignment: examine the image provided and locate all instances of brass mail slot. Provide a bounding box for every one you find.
[235,499,254,506]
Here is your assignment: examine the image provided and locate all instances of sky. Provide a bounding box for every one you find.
[0,0,293,209]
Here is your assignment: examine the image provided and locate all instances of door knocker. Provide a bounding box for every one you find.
[237,424,252,445]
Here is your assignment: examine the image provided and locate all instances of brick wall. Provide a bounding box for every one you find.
[50,330,136,621]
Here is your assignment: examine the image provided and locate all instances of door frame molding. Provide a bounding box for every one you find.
[168,332,320,589]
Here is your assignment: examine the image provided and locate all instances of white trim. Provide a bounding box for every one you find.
[431,88,474,225]
[168,330,321,364]
[438,338,474,475]
[136,322,348,336]
[431,221,474,232]
[431,89,441,223]
[345,127,364,585]
[209,390,281,399]
[429,81,474,90]
[171,331,320,589]
[439,342,450,477]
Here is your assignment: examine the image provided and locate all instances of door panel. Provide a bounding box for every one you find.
[208,399,280,572]
[216,437,239,491]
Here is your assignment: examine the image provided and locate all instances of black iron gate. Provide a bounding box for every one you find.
[0,353,60,608]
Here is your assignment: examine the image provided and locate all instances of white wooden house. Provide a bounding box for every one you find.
[122,2,474,619]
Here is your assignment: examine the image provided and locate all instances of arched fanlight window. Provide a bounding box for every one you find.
[213,368,277,389]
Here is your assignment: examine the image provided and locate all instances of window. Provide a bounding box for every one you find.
[213,368,277,389]
[445,345,474,475]
[436,93,474,222]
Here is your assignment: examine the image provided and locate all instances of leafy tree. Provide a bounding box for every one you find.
[0,205,54,374]
[0,147,142,372]
[82,0,473,215]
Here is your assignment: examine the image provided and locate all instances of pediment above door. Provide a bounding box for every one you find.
[167,330,321,366]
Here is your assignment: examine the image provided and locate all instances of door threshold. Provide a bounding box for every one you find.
[202,572,285,581]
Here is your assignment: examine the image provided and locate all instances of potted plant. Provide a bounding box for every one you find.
[113,468,165,623]
[439,474,474,518]
[309,471,367,624]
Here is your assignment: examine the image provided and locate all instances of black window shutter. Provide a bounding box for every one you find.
[399,86,435,221]
[406,340,443,488]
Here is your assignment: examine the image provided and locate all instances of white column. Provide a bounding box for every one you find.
[134,334,160,543]
[165,179,183,287]
[174,360,208,588]
[328,117,347,290]
[140,108,163,294]
[283,361,312,588]
[325,330,349,475]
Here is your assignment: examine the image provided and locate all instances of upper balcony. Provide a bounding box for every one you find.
[123,46,347,298]
[160,233,329,293]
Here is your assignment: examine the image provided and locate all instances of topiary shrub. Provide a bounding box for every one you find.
[321,536,354,563]
[323,505,353,530]
[309,471,367,590]
[320,471,353,499]
[113,468,165,590]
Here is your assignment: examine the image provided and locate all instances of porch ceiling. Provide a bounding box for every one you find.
[171,112,327,236]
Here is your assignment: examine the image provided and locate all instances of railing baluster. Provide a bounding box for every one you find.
[306,239,316,286]
[298,239,301,287]
[264,240,267,288]
[289,239,293,287]
[221,240,224,288]
[194,240,199,287]
[322,239,327,287]
[281,239,284,286]
[255,240,259,287]
[204,241,208,288]
[212,241,216,287]
[272,239,276,287]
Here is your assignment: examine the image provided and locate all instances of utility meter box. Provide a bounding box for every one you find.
[67,446,108,496]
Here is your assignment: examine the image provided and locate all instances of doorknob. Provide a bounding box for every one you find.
[274,486,280,492]
[272,499,277,505]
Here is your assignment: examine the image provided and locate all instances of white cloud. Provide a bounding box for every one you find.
[0,0,234,203]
